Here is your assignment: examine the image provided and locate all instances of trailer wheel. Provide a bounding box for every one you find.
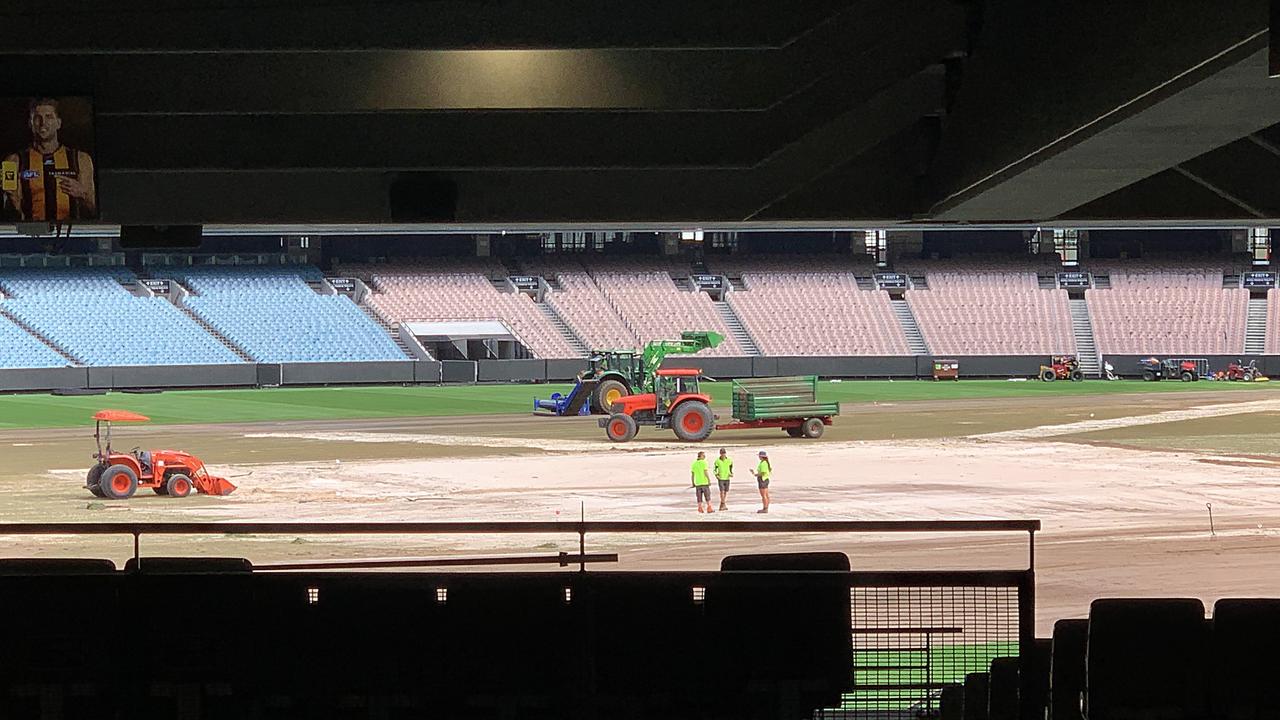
[165,473,193,498]
[594,379,629,413]
[801,418,825,439]
[98,466,138,500]
[1039,368,1056,382]
[1070,370,1084,382]
[1181,371,1195,382]
[785,427,804,438]
[1142,370,1156,382]
[671,401,715,442]
[605,413,638,443]
[86,465,105,497]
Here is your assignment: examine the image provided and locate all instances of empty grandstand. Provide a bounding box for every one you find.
[156,266,408,364]
[0,268,244,366]
[344,259,581,359]
[0,313,67,369]
[895,257,1075,356]
[1086,267,1248,355]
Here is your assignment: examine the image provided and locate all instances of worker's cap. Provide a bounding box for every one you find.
[719,448,727,453]
[758,450,768,457]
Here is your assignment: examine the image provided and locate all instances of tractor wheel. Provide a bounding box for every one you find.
[1181,371,1195,382]
[1142,370,1157,382]
[593,379,629,414]
[1039,368,1056,382]
[85,465,105,497]
[1070,370,1084,382]
[604,413,638,443]
[671,401,715,442]
[785,427,804,438]
[98,465,138,500]
[165,473,194,498]
[801,418,825,439]
[1245,371,1257,382]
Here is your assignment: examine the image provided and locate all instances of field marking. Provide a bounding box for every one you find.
[970,398,1280,441]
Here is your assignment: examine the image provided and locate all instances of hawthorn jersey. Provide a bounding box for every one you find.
[18,146,83,221]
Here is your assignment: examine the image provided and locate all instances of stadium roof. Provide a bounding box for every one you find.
[1,0,1276,227]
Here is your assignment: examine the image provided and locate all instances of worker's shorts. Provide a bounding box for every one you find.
[717,480,731,493]
[695,486,712,502]
[757,479,770,490]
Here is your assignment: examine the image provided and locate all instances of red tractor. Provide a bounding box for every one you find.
[1039,355,1084,382]
[600,369,838,443]
[86,410,237,500]
[1224,359,1260,382]
[601,368,715,442]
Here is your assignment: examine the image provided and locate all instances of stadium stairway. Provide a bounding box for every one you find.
[357,303,420,359]
[536,302,589,356]
[1245,296,1267,354]
[1068,298,1102,377]
[714,301,762,356]
[890,299,929,354]
[0,307,79,365]
[169,283,255,363]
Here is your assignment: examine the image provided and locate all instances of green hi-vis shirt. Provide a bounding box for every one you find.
[714,457,733,480]
[691,458,711,486]
[756,460,772,480]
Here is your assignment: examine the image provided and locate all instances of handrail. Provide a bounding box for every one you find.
[0,520,1039,572]
[0,520,1039,534]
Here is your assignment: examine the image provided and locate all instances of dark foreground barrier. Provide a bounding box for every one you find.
[0,520,1038,720]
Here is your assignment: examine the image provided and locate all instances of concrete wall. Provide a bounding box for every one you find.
[279,361,415,386]
[0,367,88,392]
[6,355,1280,393]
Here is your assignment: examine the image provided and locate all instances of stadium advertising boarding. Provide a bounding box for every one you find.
[0,97,98,222]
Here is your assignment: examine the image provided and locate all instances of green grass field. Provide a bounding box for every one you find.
[838,642,1020,710]
[0,379,1274,430]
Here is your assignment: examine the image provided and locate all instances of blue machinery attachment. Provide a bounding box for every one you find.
[533,378,599,416]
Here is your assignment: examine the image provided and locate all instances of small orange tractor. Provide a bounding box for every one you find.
[1039,355,1084,382]
[86,410,236,499]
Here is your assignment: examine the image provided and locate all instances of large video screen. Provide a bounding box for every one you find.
[0,96,98,222]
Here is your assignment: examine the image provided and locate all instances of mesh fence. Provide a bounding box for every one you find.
[816,585,1022,719]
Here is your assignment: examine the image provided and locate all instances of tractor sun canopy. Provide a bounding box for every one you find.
[93,410,151,422]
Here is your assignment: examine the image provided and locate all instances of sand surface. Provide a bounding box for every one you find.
[3,390,1279,633]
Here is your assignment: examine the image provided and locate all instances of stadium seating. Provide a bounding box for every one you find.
[523,257,638,350]
[1266,289,1280,354]
[158,266,406,363]
[593,270,746,356]
[726,272,909,355]
[1211,599,1280,719]
[0,268,243,366]
[1087,277,1248,354]
[0,313,66,368]
[1084,598,1208,720]
[348,261,581,358]
[906,274,1076,355]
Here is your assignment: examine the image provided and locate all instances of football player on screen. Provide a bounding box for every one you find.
[3,98,96,221]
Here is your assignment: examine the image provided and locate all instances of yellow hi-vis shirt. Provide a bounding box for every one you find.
[691,458,710,486]
[714,457,733,480]
[756,460,772,480]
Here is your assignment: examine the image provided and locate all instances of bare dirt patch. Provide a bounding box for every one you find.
[4,391,1280,633]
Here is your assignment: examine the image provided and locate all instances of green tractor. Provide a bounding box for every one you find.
[535,331,724,415]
